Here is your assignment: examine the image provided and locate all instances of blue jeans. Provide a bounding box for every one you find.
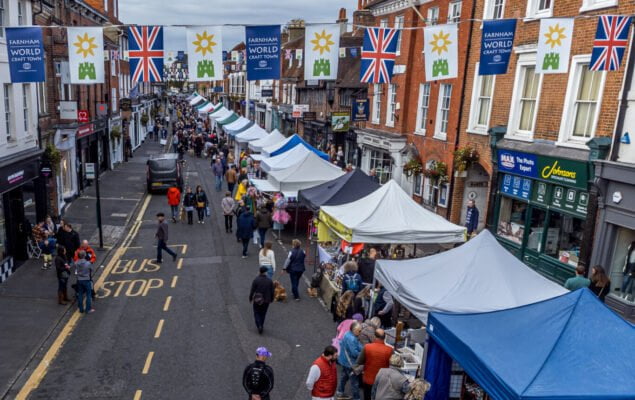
[261,265,273,279]
[289,271,303,299]
[622,274,634,296]
[258,228,268,247]
[337,365,360,400]
[77,280,92,313]
[215,175,222,191]
[170,205,179,219]
[157,239,176,262]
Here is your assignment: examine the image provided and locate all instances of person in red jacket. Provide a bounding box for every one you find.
[73,240,97,264]
[166,185,181,223]
[356,329,393,400]
[306,346,338,400]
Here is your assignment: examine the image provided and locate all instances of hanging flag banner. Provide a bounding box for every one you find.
[424,24,458,81]
[186,26,223,81]
[352,98,369,121]
[305,24,340,80]
[129,26,164,82]
[360,28,399,84]
[6,27,45,83]
[479,19,517,75]
[68,27,104,84]
[537,18,574,74]
[285,49,292,60]
[245,25,281,80]
[590,15,632,71]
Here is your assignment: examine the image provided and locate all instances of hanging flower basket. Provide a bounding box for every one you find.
[423,161,448,182]
[110,126,122,141]
[453,146,480,172]
[44,144,62,172]
[403,159,423,178]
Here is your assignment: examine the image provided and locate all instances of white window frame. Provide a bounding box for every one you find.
[434,84,452,140]
[17,0,24,25]
[427,7,439,25]
[36,80,47,115]
[579,0,618,13]
[114,0,117,18]
[422,160,437,206]
[386,83,396,127]
[22,83,30,132]
[372,84,381,124]
[395,15,404,56]
[4,83,12,141]
[437,182,450,208]
[467,63,495,135]
[558,54,607,148]
[415,83,431,135]
[483,0,505,19]
[380,19,388,28]
[449,1,462,23]
[413,173,423,196]
[507,52,543,140]
[104,0,108,13]
[111,87,117,113]
[525,0,554,19]
[0,0,6,38]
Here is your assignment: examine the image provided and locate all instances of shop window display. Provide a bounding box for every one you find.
[544,211,584,267]
[496,197,527,244]
[611,227,635,303]
[526,208,547,251]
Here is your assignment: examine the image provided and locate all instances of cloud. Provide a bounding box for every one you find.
[120,0,358,50]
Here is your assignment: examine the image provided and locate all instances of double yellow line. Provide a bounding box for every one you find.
[15,194,153,400]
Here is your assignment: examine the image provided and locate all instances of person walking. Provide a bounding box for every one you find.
[167,185,181,223]
[225,165,238,194]
[284,239,306,301]
[243,347,275,400]
[55,246,71,305]
[221,191,236,233]
[183,186,196,225]
[372,354,413,400]
[212,158,224,192]
[336,321,363,400]
[465,199,479,238]
[589,265,611,302]
[194,185,208,224]
[255,205,273,249]
[564,265,591,291]
[155,213,177,263]
[249,266,275,334]
[75,250,95,313]
[356,329,393,400]
[306,346,339,400]
[258,242,276,279]
[237,208,256,258]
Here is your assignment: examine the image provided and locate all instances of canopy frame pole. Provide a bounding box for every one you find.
[368,275,377,319]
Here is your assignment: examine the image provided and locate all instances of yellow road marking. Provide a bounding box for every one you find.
[170,276,178,288]
[15,194,153,400]
[133,390,142,400]
[142,351,154,374]
[154,319,165,339]
[163,296,172,311]
[181,244,188,254]
[177,258,183,270]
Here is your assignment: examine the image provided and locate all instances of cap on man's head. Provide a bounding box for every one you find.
[256,347,271,357]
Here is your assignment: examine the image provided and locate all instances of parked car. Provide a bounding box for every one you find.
[147,153,182,192]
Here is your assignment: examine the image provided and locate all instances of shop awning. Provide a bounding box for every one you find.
[261,134,329,161]
[216,113,239,126]
[248,129,285,153]
[319,180,466,244]
[235,125,268,143]
[185,92,197,101]
[425,289,635,400]
[298,169,380,210]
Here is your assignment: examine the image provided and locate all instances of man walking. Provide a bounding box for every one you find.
[221,191,236,233]
[225,165,238,194]
[465,199,479,238]
[255,205,272,249]
[167,185,181,223]
[306,346,338,400]
[564,265,591,291]
[155,213,177,263]
[237,208,256,258]
[212,158,224,192]
[75,250,95,314]
[249,266,274,334]
[243,347,275,400]
[356,329,393,400]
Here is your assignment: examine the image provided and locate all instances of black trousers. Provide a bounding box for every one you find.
[362,382,373,400]
[224,215,233,231]
[253,303,269,329]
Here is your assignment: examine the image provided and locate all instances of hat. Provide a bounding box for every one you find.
[259,266,269,274]
[352,313,364,322]
[256,347,272,357]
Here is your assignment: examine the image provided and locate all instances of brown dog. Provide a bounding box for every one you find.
[273,281,287,302]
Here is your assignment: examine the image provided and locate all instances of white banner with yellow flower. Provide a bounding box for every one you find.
[186,26,223,82]
[304,24,340,80]
[537,18,573,74]
[68,27,104,84]
[423,24,458,82]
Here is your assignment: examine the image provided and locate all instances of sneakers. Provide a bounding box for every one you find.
[87,309,96,313]
[242,255,247,259]
[336,393,351,400]
[41,262,49,270]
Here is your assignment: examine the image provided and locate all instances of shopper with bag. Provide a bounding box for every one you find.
[166,185,181,223]
[221,191,236,233]
[183,186,196,225]
[283,239,306,301]
[336,321,363,400]
[255,206,273,249]
[249,266,274,334]
[74,250,95,314]
[258,242,276,279]
[194,185,208,224]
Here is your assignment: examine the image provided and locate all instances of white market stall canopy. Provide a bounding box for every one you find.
[223,116,251,133]
[260,144,312,172]
[249,129,285,153]
[189,94,205,105]
[235,124,268,143]
[375,230,568,323]
[185,92,197,101]
[209,106,229,119]
[319,180,466,244]
[198,103,214,113]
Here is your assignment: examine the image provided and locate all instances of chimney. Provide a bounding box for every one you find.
[337,8,348,36]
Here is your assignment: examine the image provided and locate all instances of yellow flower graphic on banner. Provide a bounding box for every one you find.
[544,24,566,49]
[193,30,217,56]
[430,30,451,56]
[311,30,335,55]
[73,32,98,58]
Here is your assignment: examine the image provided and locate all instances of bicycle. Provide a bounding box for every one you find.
[27,238,42,260]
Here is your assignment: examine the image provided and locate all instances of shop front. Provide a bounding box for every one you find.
[108,116,124,167]
[76,120,108,191]
[493,148,593,284]
[355,128,406,185]
[591,160,635,321]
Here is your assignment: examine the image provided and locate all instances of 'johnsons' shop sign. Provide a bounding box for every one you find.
[497,149,589,190]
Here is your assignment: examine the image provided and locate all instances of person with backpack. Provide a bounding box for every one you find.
[243,347,275,400]
[249,266,275,334]
[341,261,363,295]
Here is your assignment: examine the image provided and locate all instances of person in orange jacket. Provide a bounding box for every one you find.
[167,185,181,223]
[73,240,97,264]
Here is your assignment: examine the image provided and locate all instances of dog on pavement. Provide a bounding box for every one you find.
[273,281,287,302]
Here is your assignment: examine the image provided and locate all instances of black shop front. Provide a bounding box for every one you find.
[76,120,108,191]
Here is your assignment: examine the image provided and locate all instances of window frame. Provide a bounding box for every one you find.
[434,84,452,141]
[17,0,23,25]
[579,0,618,13]
[427,7,439,25]
[557,54,607,148]
[4,83,12,141]
[467,63,495,135]
[415,83,431,135]
[483,0,506,19]
[372,83,381,124]
[0,0,5,38]
[394,15,405,56]
[386,83,396,127]
[507,52,543,140]
[22,83,30,132]
[525,0,554,19]
[413,173,423,196]
[449,1,462,23]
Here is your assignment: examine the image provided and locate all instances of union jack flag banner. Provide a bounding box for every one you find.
[128,26,164,82]
[590,15,632,71]
[360,27,399,84]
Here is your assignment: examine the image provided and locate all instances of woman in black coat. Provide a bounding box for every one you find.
[55,246,71,305]
[194,185,208,224]
[183,186,196,225]
[236,210,256,258]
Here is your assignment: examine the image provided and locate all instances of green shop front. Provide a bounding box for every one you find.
[493,148,592,284]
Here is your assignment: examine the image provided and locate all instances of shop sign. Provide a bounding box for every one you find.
[302,112,316,121]
[213,86,224,93]
[59,101,78,120]
[40,162,52,177]
[96,103,108,117]
[292,104,309,118]
[331,112,351,132]
[261,88,273,97]
[352,99,369,122]
[77,109,89,123]
[85,163,96,180]
[501,174,532,200]
[498,149,589,189]
[77,124,94,139]
[532,181,550,204]
[550,185,589,217]
[0,158,38,194]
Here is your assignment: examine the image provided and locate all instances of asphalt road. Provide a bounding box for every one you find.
[23,151,335,400]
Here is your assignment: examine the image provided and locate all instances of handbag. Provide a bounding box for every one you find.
[197,201,205,208]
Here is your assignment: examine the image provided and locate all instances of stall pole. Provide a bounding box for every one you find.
[368,275,377,318]
[293,204,299,235]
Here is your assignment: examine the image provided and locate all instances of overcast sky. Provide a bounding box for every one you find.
[120,0,358,52]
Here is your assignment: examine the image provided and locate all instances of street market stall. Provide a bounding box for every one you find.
[216,112,239,127]
[189,94,205,105]
[197,102,214,113]
[424,289,635,400]
[260,144,313,173]
[298,169,380,210]
[223,116,252,136]
[248,129,285,153]
[235,124,268,143]
[258,133,329,161]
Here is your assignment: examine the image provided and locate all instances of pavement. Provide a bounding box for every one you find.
[1,139,336,399]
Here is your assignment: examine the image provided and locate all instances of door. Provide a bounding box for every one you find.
[6,188,28,261]
[460,164,490,231]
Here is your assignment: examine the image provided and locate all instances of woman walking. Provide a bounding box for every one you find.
[590,265,611,302]
[237,208,256,258]
[221,191,236,233]
[194,185,208,224]
[183,186,196,225]
[259,241,276,279]
[284,239,306,301]
[55,246,71,305]
[255,205,273,249]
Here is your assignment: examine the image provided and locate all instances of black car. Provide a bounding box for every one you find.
[147,153,182,192]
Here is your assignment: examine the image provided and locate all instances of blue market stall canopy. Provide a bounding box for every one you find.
[298,168,380,210]
[262,134,329,161]
[425,289,635,400]
[261,145,313,173]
